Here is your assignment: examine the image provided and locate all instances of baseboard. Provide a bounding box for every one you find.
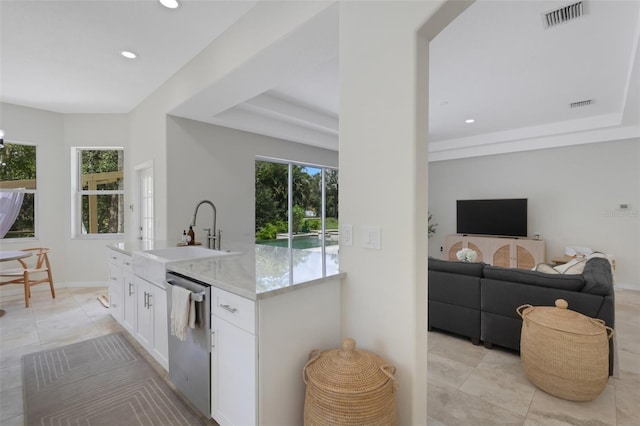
[614,282,640,292]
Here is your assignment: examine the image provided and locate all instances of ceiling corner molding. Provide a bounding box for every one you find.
[428,123,640,162]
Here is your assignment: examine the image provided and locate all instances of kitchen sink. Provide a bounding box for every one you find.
[143,246,233,261]
[133,246,237,285]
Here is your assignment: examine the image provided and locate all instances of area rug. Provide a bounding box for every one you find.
[22,333,206,425]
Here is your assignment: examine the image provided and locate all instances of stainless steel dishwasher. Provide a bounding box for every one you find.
[165,271,211,418]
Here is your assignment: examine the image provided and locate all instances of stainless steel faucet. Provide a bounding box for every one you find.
[190,200,220,250]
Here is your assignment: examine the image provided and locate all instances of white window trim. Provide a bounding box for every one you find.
[0,140,39,241]
[71,147,125,239]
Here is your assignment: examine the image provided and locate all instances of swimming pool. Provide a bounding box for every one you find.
[257,235,339,250]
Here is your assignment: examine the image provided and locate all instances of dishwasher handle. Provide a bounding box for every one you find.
[165,278,207,303]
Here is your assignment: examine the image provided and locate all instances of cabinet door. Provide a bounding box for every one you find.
[492,243,511,268]
[151,285,168,366]
[122,270,136,333]
[515,241,545,269]
[135,277,152,348]
[211,316,256,426]
[108,263,123,321]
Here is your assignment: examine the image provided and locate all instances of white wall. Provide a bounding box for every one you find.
[165,116,338,247]
[339,1,461,423]
[428,137,640,289]
[0,102,128,285]
[126,1,336,243]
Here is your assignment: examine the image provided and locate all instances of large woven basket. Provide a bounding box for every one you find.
[303,338,398,426]
[517,299,614,401]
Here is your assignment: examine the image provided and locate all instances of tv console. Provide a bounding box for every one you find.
[444,234,546,269]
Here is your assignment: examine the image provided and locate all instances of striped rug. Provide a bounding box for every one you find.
[22,333,206,425]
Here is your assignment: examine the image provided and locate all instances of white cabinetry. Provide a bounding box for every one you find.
[209,279,342,426]
[107,251,129,322]
[211,287,257,426]
[107,248,168,370]
[135,275,168,369]
[122,269,136,333]
[444,234,546,269]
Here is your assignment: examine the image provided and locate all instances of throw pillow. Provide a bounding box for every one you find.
[535,263,560,274]
[553,257,587,274]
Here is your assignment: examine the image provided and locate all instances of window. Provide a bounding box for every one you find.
[72,148,124,237]
[0,142,37,239]
[255,159,339,275]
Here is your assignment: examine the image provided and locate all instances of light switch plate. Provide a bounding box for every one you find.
[361,226,381,249]
[341,225,353,246]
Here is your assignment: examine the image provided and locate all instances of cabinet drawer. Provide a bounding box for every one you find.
[121,254,133,272]
[212,287,255,334]
[108,250,121,265]
[108,263,122,282]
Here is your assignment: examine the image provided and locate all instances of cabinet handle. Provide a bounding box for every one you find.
[143,292,148,308]
[123,261,131,266]
[211,331,215,348]
[111,303,117,308]
[147,293,152,308]
[128,282,134,296]
[111,277,118,281]
[220,304,237,314]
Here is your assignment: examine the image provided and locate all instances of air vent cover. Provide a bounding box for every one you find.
[543,1,585,28]
[570,99,593,108]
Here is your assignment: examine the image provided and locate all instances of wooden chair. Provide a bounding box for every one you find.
[0,248,55,307]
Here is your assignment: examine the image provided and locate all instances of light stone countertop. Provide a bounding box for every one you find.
[107,240,174,256]
[166,244,343,300]
[108,241,343,300]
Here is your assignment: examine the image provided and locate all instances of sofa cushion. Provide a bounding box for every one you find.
[483,266,585,291]
[428,270,480,309]
[582,257,613,295]
[428,257,484,277]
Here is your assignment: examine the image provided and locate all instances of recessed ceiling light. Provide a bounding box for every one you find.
[465,119,475,124]
[121,51,137,59]
[160,0,179,9]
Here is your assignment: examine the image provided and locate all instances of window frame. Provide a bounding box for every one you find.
[255,156,339,278]
[0,140,38,241]
[71,147,125,239]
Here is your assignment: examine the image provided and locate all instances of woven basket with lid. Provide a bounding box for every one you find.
[517,299,614,401]
[303,338,398,426]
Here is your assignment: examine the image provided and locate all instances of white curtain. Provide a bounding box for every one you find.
[0,190,25,238]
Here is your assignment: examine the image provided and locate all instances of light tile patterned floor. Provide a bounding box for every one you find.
[1,286,638,425]
[427,289,640,426]
[0,286,124,425]
[0,285,219,426]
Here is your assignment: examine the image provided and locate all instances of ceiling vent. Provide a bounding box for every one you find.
[570,99,593,108]
[543,1,585,29]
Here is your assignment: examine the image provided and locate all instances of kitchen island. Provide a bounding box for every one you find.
[107,242,343,426]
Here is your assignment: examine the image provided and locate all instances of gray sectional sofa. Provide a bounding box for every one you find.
[428,256,615,373]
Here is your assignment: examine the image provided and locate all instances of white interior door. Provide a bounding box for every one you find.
[135,163,154,241]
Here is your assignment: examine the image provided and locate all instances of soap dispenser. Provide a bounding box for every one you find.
[188,226,195,246]
[182,230,187,245]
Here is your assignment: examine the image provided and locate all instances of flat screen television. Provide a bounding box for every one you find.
[456,198,528,238]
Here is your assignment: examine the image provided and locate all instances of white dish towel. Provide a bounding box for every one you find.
[171,286,195,341]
